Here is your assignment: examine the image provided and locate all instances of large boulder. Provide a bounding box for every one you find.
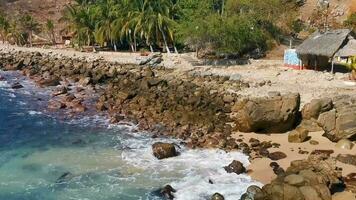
[152,142,178,159]
[302,98,333,120]
[233,93,300,133]
[317,95,356,142]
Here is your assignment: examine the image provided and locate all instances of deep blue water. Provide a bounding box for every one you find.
[0,71,260,200]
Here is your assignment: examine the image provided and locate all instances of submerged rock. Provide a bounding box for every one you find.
[159,185,176,200]
[56,172,74,184]
[224,160,246,175]
[11,82,23,89]
[152,142,178,159]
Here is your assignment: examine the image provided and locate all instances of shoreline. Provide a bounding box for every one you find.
[0,44,355,200]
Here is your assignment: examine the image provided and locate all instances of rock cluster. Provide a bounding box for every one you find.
[241,154,344,200]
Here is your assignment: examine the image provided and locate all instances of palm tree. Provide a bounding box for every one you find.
[20,14,41,47]
[45,19,56,45]
[7,21,25,45]
[93,0,121,50]
[0,13,10,44]
[61,1,96,47]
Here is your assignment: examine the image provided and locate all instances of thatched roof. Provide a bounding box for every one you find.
[296,29,353,57]
[335,39,356,57]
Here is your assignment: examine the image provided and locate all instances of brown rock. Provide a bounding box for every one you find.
[159,185,176,200]
[48,100,66,110]
[268,151,287,161]
[233,93,300,133]
[302,98,333,120]
[224,160,246,175]
[336,154,356,166]
[152,142,178,159]
[284,174,305,186]
[211,193,224,200]
[344,173,356,193]
[240,185,266,200]
[288,126,309,143]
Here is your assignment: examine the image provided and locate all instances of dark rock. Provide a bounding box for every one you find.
[0,75,5,81]
[152,142,178,159]
[224,160,246,175]
[344,173,356,193]
[310,150,334,157]
[233,93,300,133]
[38,76,61,87]
[56,172,74,183]
[160,185,176,200]
[268,151,287,161]
[52,86,68,97]
[336,154,356,166]
[11,82,23,89]
[211,193,224,200]
[110,114,124,123]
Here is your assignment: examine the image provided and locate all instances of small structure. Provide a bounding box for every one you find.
[284,49,302,69]
[295,29,356,72]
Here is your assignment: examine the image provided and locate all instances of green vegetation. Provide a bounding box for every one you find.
[344,12,356,30]
[1,0,302,56]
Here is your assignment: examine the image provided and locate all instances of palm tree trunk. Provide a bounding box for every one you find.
[149,45,154,53]
[29,31,33,47]
[161,30,170,54]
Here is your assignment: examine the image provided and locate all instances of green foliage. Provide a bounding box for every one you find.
[344,12,356,30]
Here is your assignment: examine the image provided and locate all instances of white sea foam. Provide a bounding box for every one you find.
[122,137,262,200]
[28,110,42,115]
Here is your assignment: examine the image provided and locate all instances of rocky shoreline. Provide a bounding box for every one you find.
[0,47,355,200]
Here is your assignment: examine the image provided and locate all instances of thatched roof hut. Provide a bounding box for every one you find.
[296,29,355,58]
[335,39,356,57]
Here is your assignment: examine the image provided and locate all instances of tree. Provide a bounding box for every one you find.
[20,14,41,47]
[0,12,10,43]
[45,19,56,45]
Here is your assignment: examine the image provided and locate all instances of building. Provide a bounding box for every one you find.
[295,29,356,72]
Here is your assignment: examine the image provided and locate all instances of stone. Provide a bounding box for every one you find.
[344,173,356,193]
[160,185,176,200]
[336,154,356,166]
[299,186,323,200]
[152,142,178,159]
[38,76,61,87]
[52,86,68,97]
[0,75,5,81]
[288,127,309,143]
[268,151,287,161]
[211,193,224,200]
[56,172,75,183]
[10,82,23,89]
[310,149,334,157]
[224,160,246,175]
[317,109,336,133]
[233,93,300,133]
[284,174,305,186]
[110,114,124,123]
[302,98,333,120]
[335,139,354,150]
[309,140,319,145]
[240,185,266,200]
[48,100,66,110]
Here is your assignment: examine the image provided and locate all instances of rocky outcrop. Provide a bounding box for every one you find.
[240,154,343,200]
[317,95,356,142]
[211,193,225,200]
[152,142,178,159]
[232,93,301,133]
[0,49,247,150]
